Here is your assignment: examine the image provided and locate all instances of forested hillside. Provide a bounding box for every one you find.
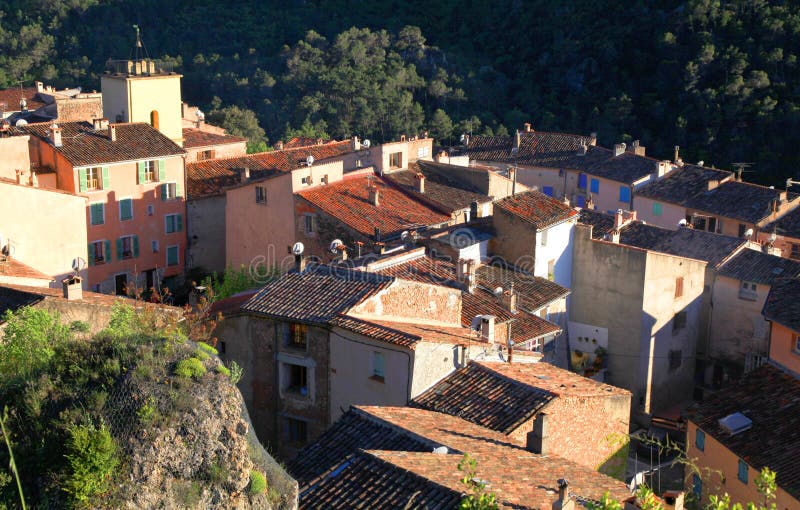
[1,0,799,184]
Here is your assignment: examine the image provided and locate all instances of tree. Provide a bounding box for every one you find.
[206,104,268,153]
[429,108,453,145]
[457,454,499,510]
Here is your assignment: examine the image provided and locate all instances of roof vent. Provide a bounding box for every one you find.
[432,446,449,454]
[718,412,752,435]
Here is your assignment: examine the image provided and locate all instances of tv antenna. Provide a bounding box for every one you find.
[72,257,86,275]
[130,25,150,63]
[731,162,753,181]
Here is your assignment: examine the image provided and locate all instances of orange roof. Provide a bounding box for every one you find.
[297,176,451,238]
[474,361,631,398]
[0,87,46,112]
[283,136,334,149]
[0,258,52,282]
[182,128,247,148]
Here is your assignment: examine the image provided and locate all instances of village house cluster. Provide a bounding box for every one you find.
[2,52,800,509]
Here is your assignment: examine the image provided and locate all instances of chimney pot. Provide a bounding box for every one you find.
[352,136,360,151]
[479,315,496,343]
[663,490,685,510]
[294,254,307,273]
[674,145,681,163]
[108,124,116,142]
[457,258,477,293]
[368,185,380,206]
[589,132,597,146]
[502,288,518,314]
[527,413,549,455]
[524,122,532,132]
[613,143,626,157]
[400,134,406,142]
[514,130,521,150]
[415,173,425,193]
[374,241,386,255]
[275,140,284,150]
[62,276,83,301]
[35,81,44,93]
[551,477,574,510]
[50,124,62,147]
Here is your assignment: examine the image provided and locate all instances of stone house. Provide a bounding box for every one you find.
[181,128,247,163]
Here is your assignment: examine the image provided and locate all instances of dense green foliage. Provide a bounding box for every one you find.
[62,422,119,504]
[174,357,207,379]
[249,469,267,495]
[1,1,799,183]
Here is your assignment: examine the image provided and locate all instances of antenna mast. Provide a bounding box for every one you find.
[131,25,150,63]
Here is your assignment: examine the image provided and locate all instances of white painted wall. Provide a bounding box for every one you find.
[534,218,576,288]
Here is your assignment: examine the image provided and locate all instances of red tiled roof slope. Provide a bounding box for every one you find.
[0,87,47,111]
[182,128,247,148]
[495,190,578,229]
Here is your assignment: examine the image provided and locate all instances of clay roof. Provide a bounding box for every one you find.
[476,264,571,311]
[384,161,491,214]
[764,205,800,240]
[718,248,800,285]
[284,137,333,149]
[186,140,354,198]
[0,87,47,112]
[292,406,631,508]
[494,190,578,229]
[688,365,800,499]
[635,165,734,205]
[461,131,608,170]
[0,258,52,282]
[582,151,657,184]
[685,180,796,224]
[578,209,616,239]
[331,314,475,349]
[23,121,185,167]
[297,176,451,239]
[182,128,246,149]
[762,278,800,333]
[241,266,394,324]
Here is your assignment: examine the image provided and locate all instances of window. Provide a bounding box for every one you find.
[417,146,429,158]
[372,352,385,381]
[166,245,179,266]
[542,186,554,197]
[146,204,155,216]
[301,175,313,185]
[283,323,308,350]
[287,364,308,395]
[653,202,663,216]
[578,174,587,189]
[117,235,138,260]
[119,198,133,221]
[89,203,105,225]
[708,217,717,233]
[795,334,800,353]
[692,474,702,499]
[738,223,747,238]
[791,243,800,260]
[139,160,158,184]
[739,281,758,301]
[165,213,183,233]
[286,418,307,444]
[695,428,705,451]
[738,459,748,484]
[255,185,267,204]
[590,178,600,194]
[692,216,707,231]
[82,167,100,191]
[669,350,682,371]
[321,174,328,184]
[389,151,402,169]
[672,311,687,333]
[302,214,316,235]
[675,277,684,299]
[151,240,159,253]
[619,186,631,203]
[197,150,214,161]
[160,182,178,201]
[88,240,110,265]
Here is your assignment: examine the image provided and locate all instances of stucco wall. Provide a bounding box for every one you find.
[185,141,247,163]
[352,279,462,326]
[708,275,770,367]
[534,219,575,288]
[0,135,31,179]
[584,175,636,215]
[101,74,184,145]
[490,206,537,268]
[769,322,800,374]
[410,341,463,397]
[633,195,687,231]
[187,195,226,275]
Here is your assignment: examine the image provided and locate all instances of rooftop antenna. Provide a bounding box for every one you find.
[731,162,752,182]
[131,24,150,64]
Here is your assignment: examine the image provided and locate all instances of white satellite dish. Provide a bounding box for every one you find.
[400,230,410,241]
[678,219,688,227]
[459,134,466,143]
[306,155,314,166]
[292,242,305,255]
[769,232,778,243]
[744,228,754,239]
[15,119,27,126]
[195,109,205,120]
[697,160,704,166]
[329,239,344,254]
[362,139,371,148]
[470,316,483,331]
[72,257,86,272]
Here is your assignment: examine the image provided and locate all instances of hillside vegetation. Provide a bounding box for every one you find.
[1,0,799,184]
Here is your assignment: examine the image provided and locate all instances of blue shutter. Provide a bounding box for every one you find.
[695,429,705,451]
[175,182,182,198]
[590,178,600,194]
[576,195,586,208]
[653,202,663,216]
[738,460,748,483]
[692,474,702,499]
[619,186,631,203]
[90,203,103,225]
[160,184,167,201]
[578,174,587,189]
[543,186,554,197]
[120,199,133,221]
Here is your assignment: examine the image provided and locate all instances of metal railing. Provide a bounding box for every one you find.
[104,59,176,76]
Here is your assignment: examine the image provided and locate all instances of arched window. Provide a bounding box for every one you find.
[150,110,159,130]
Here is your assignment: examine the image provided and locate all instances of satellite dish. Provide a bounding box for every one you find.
[306,155,314,166]
[470,316,483,331]
[493,286,503,296]
[15,119,27,126]
[459,134,466,143]
[769,232,778,243]
[744,228,754,239]
[195,109,205,120]
[292,242,305,255]
[678,219,688,227]
[697,160,704,166]
[72,257,86,272]
[400,230,410,241]
[329,239,344,254]
[362,139,371,148]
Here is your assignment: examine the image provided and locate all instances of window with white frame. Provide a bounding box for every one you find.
[165,213,183,234]
[144,160,157,182]
[739,281,758,301]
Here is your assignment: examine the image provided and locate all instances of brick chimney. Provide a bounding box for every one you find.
[238,167,250,182]
[352,136,360,151]
[527,413,550,455]
[502,286,518,314]
[551,479,575,510]
[49,124,62,147]
[62,275,83,301]
[275,140,284,150]
[479,315,495,343]
[613,143,626,157]
[457,258,477,293]
[368,185,380,206]
[524,122,532,132]
[415,173,425,193]
[662,491,685,510]
[108,124,116,142]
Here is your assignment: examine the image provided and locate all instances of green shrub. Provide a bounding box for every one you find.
[69,321,91,333]
[249,470,267,495]
[174,357,206,379]
[137,398,158,426]
[62,422,119,504]
[194,349,210,361]
[0,307,72,386]
[229,361,243,384]
[197,342,218,356]
[215,364,231,377]
[104,302,138,337]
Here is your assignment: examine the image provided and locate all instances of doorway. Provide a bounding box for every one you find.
[115,273,128,296]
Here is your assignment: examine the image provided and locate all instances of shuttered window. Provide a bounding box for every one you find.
[166,245,179,266]
[653,202,663,216]
[90,203,105,225]
[590,178,600,194]
[119,198,133,221]
[165,214,183,233]
[675,277,684,298]
[619,186,631,203]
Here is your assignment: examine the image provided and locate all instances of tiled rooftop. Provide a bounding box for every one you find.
[0,87,47,112]
[764,204,800,240]
[688,365,800,499]
[762,278,800,333]
[583,151,657,184]
[297,175,451,239]
[186,140,354,198]
[0,258,53,282]
[242,265,394,324]
[635,164,734,205]
[283,136,332,149]
[717,248,800,285]
[578,209,616,239]
[24,121,185,167]
[384,160,490,214]
[476,264,571,311]
[182,128,247,148]
[461,131,608,170]
[494,190,578,229]
[685,180,795,224]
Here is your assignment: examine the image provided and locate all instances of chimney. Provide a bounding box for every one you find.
[613,209,637,230]
[368,185,380,206]
[374,227,382,243]
[238,167,250,182]
[400,134,406,142]
[35,81,44,93]
[29,170,38,187]
[631,139,646,156]
[551,478,574,510]
[108,124,116,142]
[316,138,323,146]
[457,259,477,293]
[374,241,386,255]
[577,142,587,156]
[463,134,470,146]
[15,169,23,185]
[92,118,110,131]
[337,245,348,261]
[415,173,425,193]
[613,143,626,157]
[275,140,284,150]
[62,276,83,301]
[527,413,549,455]
[662,491,685,510]
[514,130,521,150]
[352,136,360,151]
[589,132,597,146]
[479,315,496,343]
[502,287,518,314]
[674,145,681,163]
[524,122,532,132]
[50,124,62,147]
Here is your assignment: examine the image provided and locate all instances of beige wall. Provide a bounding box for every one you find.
[187,195,227,275]
[633,195,687,231]
[101,73,184,145]
[351,279,462,326]
[584,175,635,215]
[0,135,31,179]
[686,421,798,508]
[708,275,770,368]
[515,165,578,199]
[490,206,537,268]
[757,231,800,261]
[185,141,247,163]
[768,322,800,374]
[0,181,87,285]
[376,138,433,174]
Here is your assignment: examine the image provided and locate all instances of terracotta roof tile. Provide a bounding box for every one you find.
[186,140,354,198]
[476,264,570,311]
[0,87,47,112]
[23,121,185,167]
[182,128,246,148]
[635,165,734,205]
[685,180,798,224]
[298,176,451,239]
[688,365,800,499]
[384,161,490,214]
[583,151,657,184]
[764,205,800,240]
[329,314,422,348]
[762,277,800,333]
[494,190,578,229]
[0,258,53,282]
[461,131,608,170]
[284,136,333,149]
[718,249,800,285]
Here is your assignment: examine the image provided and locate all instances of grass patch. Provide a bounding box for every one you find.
[174,358,206,379]
[249,470,267,495]
[215,364,231,377]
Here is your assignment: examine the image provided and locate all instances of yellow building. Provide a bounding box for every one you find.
[101,59,184,147]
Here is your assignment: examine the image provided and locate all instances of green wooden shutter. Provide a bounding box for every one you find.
[160,184,167,201]
[78,168,88,192]
[177,214,183,232]
[132,235,139,258]
[101,167,110,189]
[158,160,166,181]
[137,161,146,184]
[120,199,133,220]
[116,238,123,260]
[175,182,182,198]
[104,240,111,263]
[87,243,95,266]
[90,204,101,225]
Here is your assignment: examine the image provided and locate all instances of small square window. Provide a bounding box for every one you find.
[695,429,705,451]
[389,151,402,169]
[286,418,307,444]
[739,281,758,301]
[151,240,159,253]
[283,323,308,350]
[161,182,178,201]
[738,459,748,484]
[143,160,157,183]
[672,311,687,333]
[255,185,267,204]
[197,150,214,161]
[287,364,308,395]
[372,352,385,381]
[653,202,663,216]
[675,277,684,299]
